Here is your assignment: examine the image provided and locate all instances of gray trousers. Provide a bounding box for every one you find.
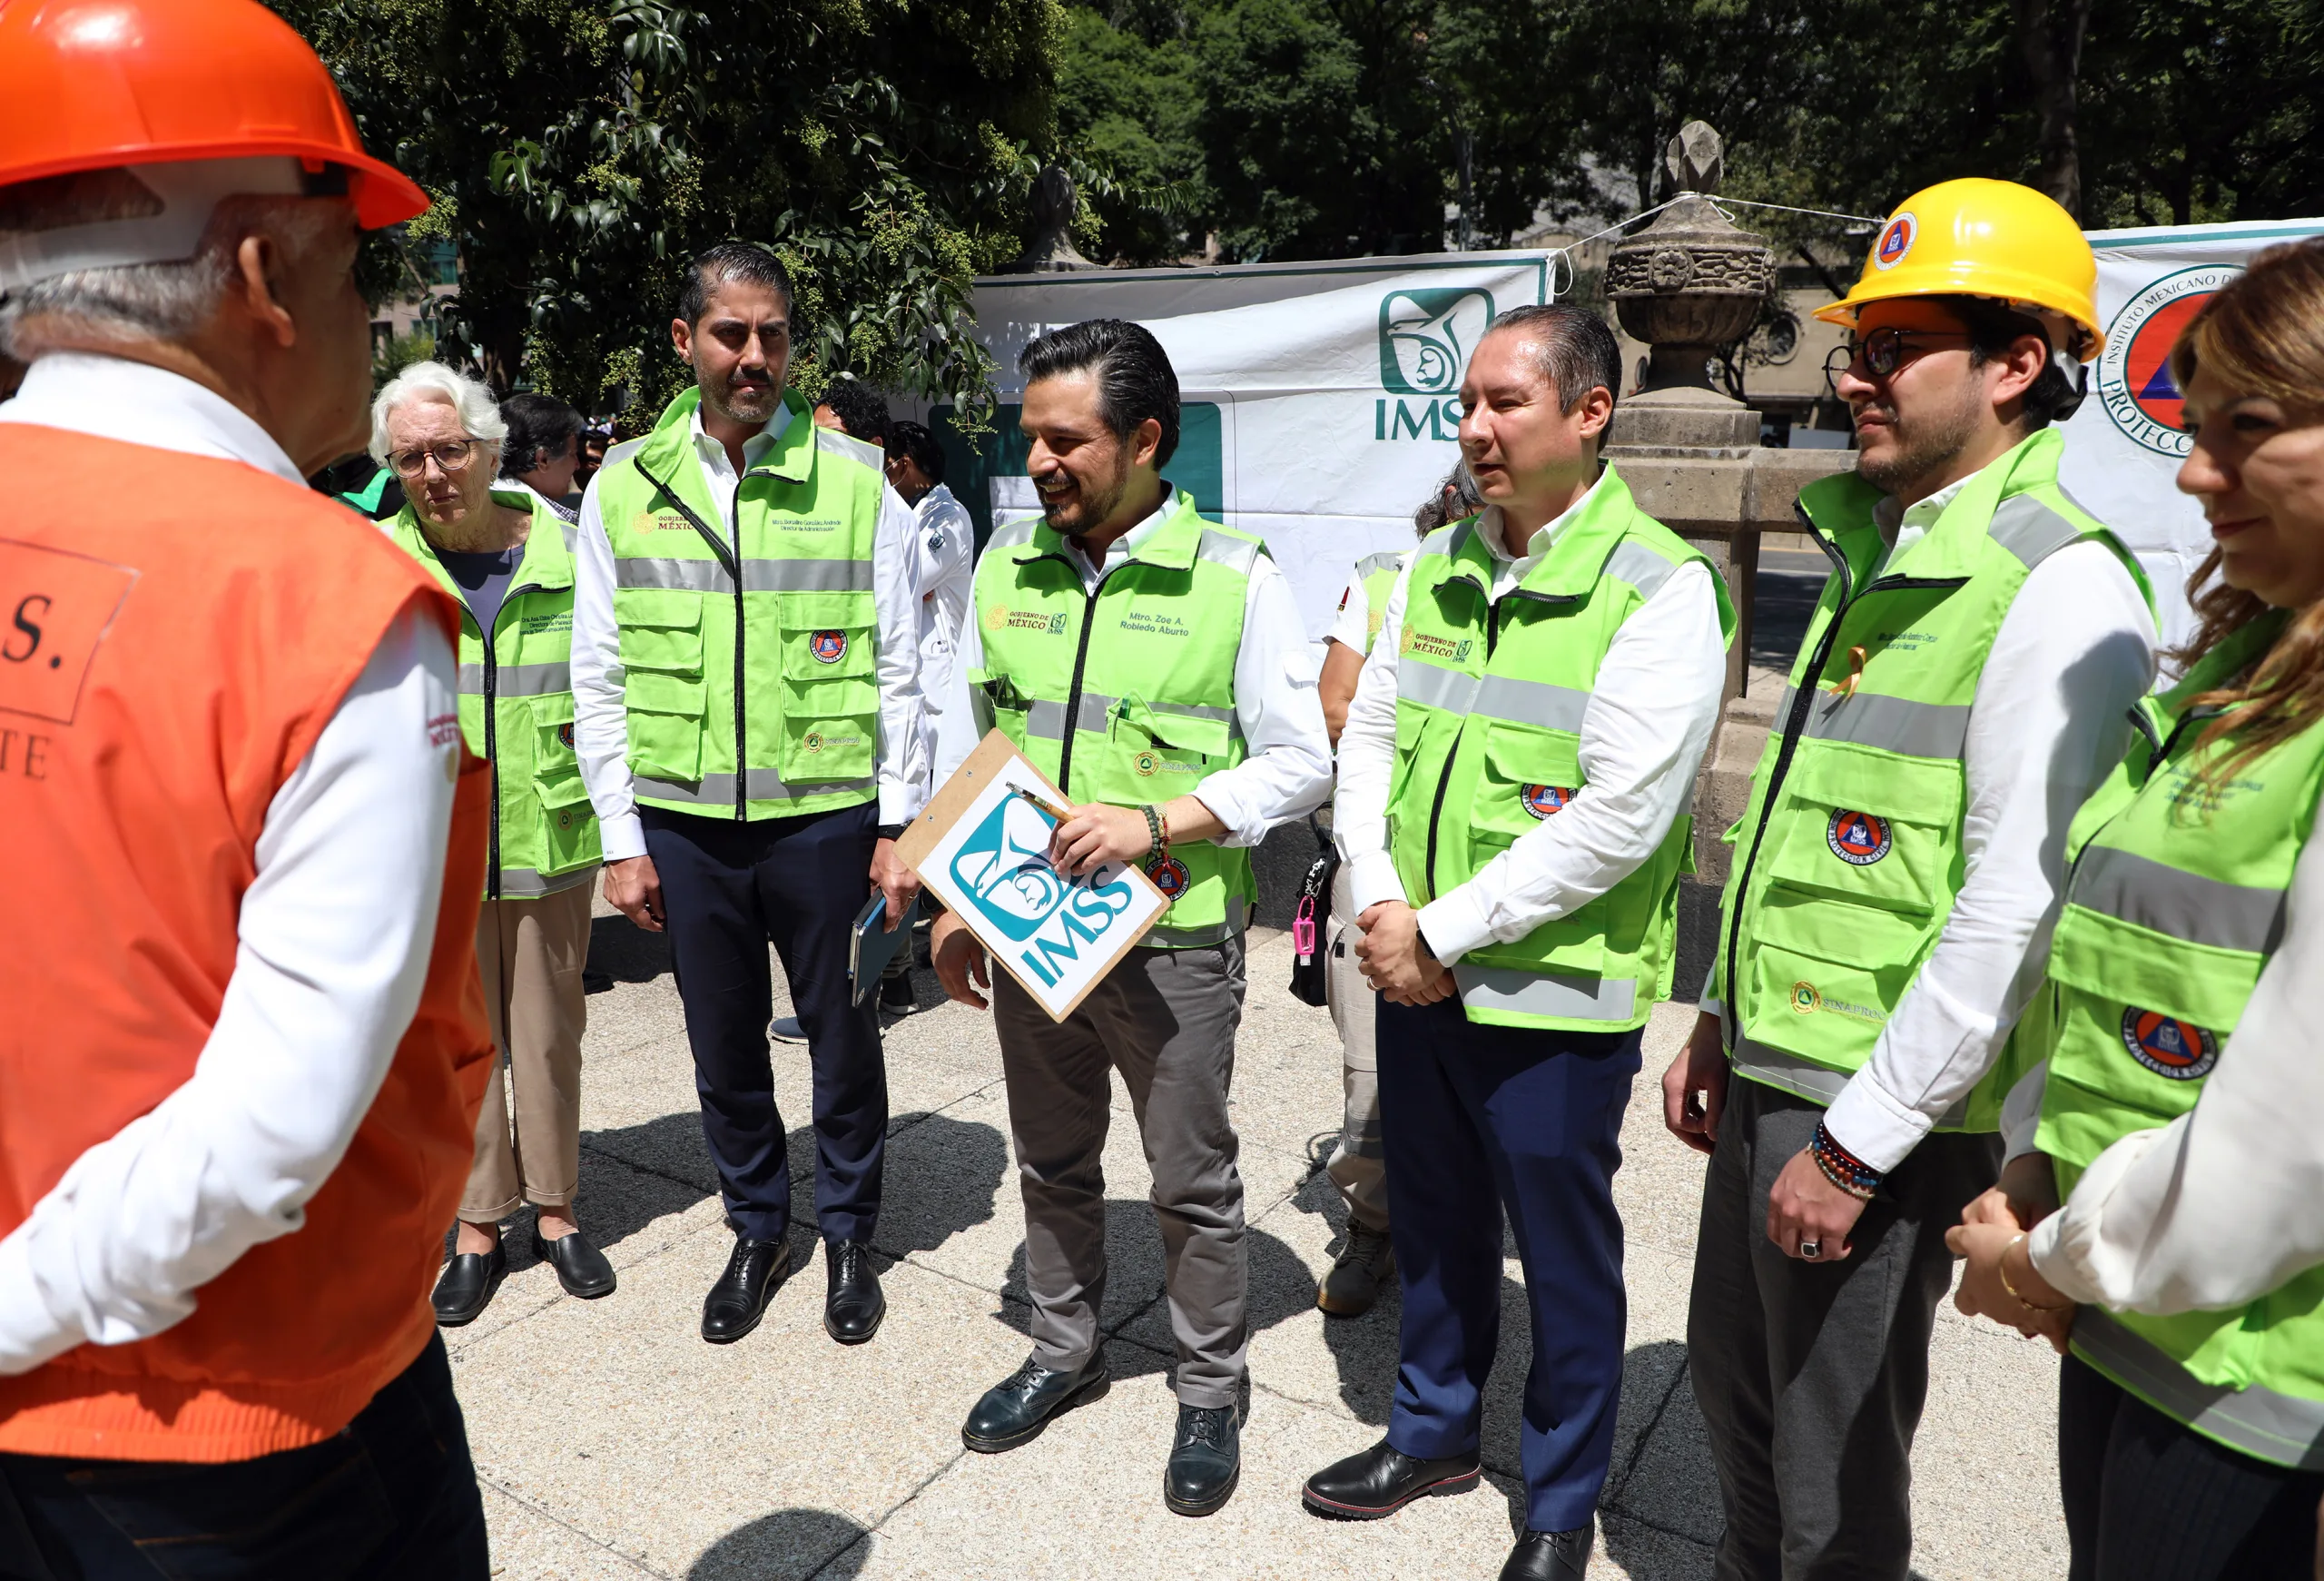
[1687,1074,2002,1581]
[1324,865,1388,1230]
[991,937,1250,1409]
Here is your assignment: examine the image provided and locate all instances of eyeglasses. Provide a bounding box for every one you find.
[388,440,479,478]
[1823,328,1975,383]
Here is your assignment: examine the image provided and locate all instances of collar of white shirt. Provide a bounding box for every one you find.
[688,398,791,477]
[1066,483,1184,585]
[1476,469,1608,597]
[0,351,308,484]
[1869,459,1986,573]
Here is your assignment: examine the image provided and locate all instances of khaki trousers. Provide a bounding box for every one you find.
[991,938,1249,1409]
[1324,865,1389,1230]
[460,880,594,1224]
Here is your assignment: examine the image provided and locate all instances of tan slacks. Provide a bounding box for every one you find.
[460,880,594,1224]
[1325,864,1389,1231]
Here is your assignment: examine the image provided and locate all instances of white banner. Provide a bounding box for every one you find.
[925,252,1553,637]
[2062,217,2324,650]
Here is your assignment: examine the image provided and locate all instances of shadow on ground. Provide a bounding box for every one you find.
[586,913,671,990]
[685,1507,868,1580]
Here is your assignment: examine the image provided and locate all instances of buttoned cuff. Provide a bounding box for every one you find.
[0,1232,75,1378]
[1416,884,1494,966]
[878,782,923,826]
[1819,1069,1935,1176]
[2025,1212,2102,1308]
[597,810,646,862]
[1346,852,1406,916]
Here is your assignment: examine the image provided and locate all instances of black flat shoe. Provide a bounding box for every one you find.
[1501,1524,1593,1581]
[701,1236,791,1344]
[823,1239,885,1344]
[1302,1437,1482,1519]
[1164,1402,1240,1517]
[431,1237,507,1327]
[961,1356,1110,1453]
[532,1228,615,1299]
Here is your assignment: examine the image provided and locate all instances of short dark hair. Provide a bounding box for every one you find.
[676,242,793,329]
[1952,296,2080,430]
[1018,318,1180,468]
[1478,303,1622,418]
[500,392,584,474]
[886,419,945,485]
[814,376,891,444]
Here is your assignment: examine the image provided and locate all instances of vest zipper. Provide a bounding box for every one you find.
[479,606,501,900]
[732,473,749,820]
[1719,511,1971,1033]
[1055,564,1111,796]
[1422,582,1516,901]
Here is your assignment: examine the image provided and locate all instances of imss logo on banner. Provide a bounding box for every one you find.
[1377,287,1497,442]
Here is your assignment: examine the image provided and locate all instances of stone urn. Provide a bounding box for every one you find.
[1603,122,1776,450]
[1009,163,1099,273]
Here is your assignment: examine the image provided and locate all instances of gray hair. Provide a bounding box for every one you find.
[369,361,507,469]
[0,193,338,361]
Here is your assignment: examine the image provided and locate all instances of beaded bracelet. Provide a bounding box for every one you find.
[1139,804,1166,865]
[1810,1121,1883,1201]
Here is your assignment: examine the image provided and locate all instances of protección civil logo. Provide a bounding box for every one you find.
[2096,265,2243,458]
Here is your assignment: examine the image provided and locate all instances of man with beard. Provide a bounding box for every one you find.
[1659,181,2157,1579]
[929,319,1332,1516]
[571,242,927,1350]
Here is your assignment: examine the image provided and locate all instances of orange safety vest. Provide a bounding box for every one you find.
[0,423,495,1461]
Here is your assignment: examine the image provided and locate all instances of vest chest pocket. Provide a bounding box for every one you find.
[1763,746,1961,919]
[1098,701,1234,806]
[774,591,877,782]
[613,589,705,781]
[533,767,600,874]
[1467,723,1605,971]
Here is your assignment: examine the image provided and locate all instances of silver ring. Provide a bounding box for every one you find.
[1798,1240,1821,1260]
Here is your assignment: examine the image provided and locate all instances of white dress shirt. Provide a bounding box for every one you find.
[1335,477,1730,965]
[2016,829,2324,1311]
[937,487,1334,844]
[911,482,976,715]
[568,400,928,860]
[1710,465,2158,1172]
[0,353,460,1373]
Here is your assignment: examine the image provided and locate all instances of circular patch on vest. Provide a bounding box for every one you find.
[557,722,576,749]
[1791,981,1822,1014]
[2120,1008,2218,1081]
[810,630,848,664]
[1134,750,1160,777]
[803,730,824,754]
[1521,784,1576,818]
[1827,809,1892,865]
[1147,855,1191,901]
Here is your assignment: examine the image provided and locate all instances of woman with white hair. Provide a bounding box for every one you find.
[376,361,615,1324]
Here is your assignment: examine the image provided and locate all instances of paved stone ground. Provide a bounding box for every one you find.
[452,917,2068,1580]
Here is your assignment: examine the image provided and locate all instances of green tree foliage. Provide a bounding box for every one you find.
[274,0,1063,424]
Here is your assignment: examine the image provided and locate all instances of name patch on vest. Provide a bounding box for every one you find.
[1118,611,1191,639]
[1521,784,1575,818]
[810,629,848,664]
[787,518,844,534]
[1827,809,1891,865]
[2120,1008,2218,1080]
[987,605,1068,635]
[0,538,140,726]
[1401,627,1472,662]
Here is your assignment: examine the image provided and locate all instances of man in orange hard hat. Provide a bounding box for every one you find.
[0,1,497,1574]
[1659,179,2159,1578]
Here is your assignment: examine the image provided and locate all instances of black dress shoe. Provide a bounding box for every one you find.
[1500,1524,1593,1581]
[879,971,916,1013]
[701,1236,791,1344]
[960,1356,1109,1453]
[823,1238,885,1344]
[532,1228,615,1299]
[1164,1402,1240,1517]
[1302,1437,1482,1519]
[431,1237,506,1327]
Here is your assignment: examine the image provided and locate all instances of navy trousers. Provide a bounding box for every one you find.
[0,1334,486,1580]
[1377,994,1641,1533]
[643,802,885,1243]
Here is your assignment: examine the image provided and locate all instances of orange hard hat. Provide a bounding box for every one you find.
[0,0,427,230]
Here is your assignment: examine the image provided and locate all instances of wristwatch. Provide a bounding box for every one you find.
[875,823,906,842]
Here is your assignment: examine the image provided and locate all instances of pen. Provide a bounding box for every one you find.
[1013,786,1076,824]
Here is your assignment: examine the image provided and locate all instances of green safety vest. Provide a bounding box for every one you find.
[1353,548,1406,655]
[592,387,887,821]
[2034,607,2324,1469]
[969,489,1260,948]
[1384,466,1734,1030]
[1709,428,2151,1127]
[338,464,391,519]
[389,488,602,896]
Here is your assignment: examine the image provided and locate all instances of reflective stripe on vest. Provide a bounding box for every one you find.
[1772,685,1974,759]
[2076,1309,2324,1472]
[1401,658,1592,734]
[2065,843,2287,955]
[459,660,569,697]
[1020,692,1243,745]
[1730,1035,1975,1126]
[1454,964,1638,1024]
[635,767,875,807]
[612,557,873,594]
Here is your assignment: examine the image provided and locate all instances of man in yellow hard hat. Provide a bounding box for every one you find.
[1659,179,2159,1578]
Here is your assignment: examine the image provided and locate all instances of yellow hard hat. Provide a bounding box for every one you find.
[1815,178,2102,360]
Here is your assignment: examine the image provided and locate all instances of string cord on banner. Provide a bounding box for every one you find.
[1543,195,1886,300]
